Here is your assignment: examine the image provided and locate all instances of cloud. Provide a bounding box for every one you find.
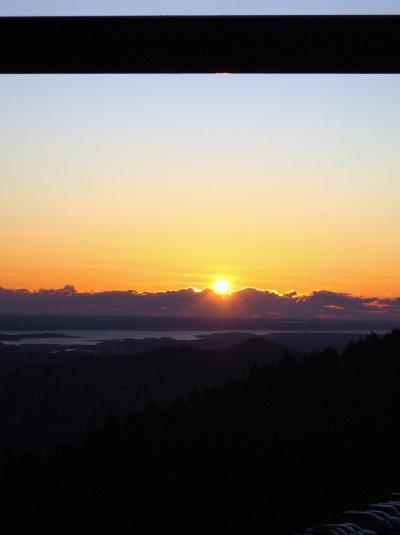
[0,285,400,320]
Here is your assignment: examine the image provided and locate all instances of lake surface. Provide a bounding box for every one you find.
[0,329,388,346]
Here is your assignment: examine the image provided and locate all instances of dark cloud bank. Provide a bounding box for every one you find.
[0,285,399,320]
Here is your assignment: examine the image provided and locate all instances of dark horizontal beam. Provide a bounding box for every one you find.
[1,15,400,74]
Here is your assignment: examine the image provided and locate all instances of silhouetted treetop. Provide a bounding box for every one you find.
[2,330,400,535]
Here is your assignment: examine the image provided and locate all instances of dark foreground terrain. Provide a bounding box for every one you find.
[0,333,297,449]
[2,330,400,534]
[0,330,375,450]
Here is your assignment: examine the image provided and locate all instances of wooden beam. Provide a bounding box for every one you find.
[1,16,400,74]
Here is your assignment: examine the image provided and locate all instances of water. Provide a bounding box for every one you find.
[0,328,388,346]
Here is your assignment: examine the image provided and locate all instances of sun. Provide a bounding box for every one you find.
[213,279,231,295]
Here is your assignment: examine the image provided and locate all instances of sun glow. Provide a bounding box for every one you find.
[213,279,231,295]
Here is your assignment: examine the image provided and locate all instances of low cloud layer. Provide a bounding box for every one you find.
[0,285,399,320]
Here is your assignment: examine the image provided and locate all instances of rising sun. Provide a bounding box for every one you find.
[213,279,231,295]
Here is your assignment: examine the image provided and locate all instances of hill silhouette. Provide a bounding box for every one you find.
[0,335,295,449]
[2,330,400,534]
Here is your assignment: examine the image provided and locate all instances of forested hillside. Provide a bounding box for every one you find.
[2,331,400,534]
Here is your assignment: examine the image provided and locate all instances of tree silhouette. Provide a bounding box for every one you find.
[2,330,400,534]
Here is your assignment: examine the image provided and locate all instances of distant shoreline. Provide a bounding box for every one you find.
[0,315,398,332]
[0,332,79,341]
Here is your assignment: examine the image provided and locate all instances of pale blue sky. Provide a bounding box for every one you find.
[1,0,400,16]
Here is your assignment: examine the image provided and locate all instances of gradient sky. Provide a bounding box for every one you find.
[1,2,400,297]
[1,0,400,16]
